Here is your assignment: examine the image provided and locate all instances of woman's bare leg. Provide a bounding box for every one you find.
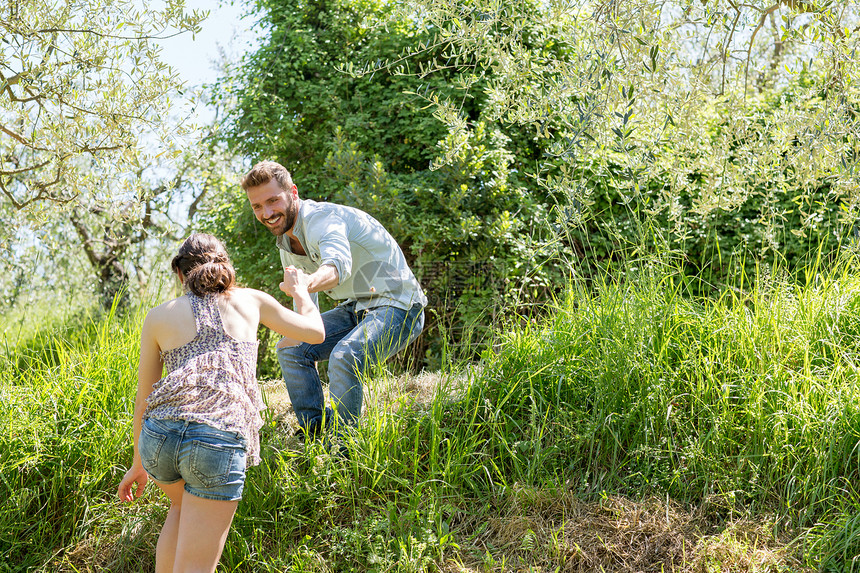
[173,490,238,573]
[153,480,186,573]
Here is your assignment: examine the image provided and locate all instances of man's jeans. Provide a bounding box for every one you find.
[277,302,424,433]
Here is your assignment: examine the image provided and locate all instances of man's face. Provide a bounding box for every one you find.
[246,179,298,236]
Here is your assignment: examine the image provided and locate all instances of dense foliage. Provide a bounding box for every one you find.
[207,0,577,367]
[205,0,860,373]
[565,71,858,289]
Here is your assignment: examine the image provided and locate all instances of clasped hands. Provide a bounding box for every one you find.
[279,265,310,298]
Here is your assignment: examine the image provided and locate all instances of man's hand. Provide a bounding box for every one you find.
[279,265,310,298]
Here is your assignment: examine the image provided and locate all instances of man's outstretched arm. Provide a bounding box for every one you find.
[305,263,339,294]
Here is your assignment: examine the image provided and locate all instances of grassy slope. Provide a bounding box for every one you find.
[2,264,859,572]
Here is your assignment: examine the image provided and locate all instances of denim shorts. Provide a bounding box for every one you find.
[139,418,248,501]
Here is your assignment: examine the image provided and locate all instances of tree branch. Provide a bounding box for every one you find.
[187,187,208,221]
[722,4,743,95]
[0,178,23,210]
[744,3,782,99]
[0,163,75,210]
[70,209,101,269]
[0,122,32,146]
[0,18,193,43]
[0,158,52,176]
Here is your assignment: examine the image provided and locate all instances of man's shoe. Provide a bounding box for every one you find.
[294,421,324,443]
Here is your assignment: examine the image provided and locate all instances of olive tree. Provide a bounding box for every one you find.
[0,0,209,209]
[381,0,860,280]
[0,0,212,309]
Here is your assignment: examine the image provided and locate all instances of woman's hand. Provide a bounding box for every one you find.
[117,463,148,502]
[279,265,310,298]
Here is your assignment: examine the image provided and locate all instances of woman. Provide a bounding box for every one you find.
[117,233,325,572]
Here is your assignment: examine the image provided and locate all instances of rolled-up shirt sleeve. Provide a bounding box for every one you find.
[307,214,352,285]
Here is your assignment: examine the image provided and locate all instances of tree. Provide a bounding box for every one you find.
[208,0,576,366]
[0,0,217,310]
[0,137,238,311]
[69,137,238,309]
[378,0,860,277]
[0,0,206,210]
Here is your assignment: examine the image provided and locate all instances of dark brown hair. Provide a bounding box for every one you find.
[240,160,294,191]
[170,233,236,296]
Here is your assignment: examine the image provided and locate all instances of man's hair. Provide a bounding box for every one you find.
[241,160,294,192]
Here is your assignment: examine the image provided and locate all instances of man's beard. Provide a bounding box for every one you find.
[268,207,297,236]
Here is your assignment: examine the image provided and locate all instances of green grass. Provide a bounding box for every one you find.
[486,261,860,513]
[1,302,141,571]
[2,257,860,571]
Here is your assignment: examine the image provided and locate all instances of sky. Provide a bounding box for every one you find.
[157,0,259,120]
[149,1,259,221]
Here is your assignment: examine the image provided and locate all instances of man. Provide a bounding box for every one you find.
[242,160,426,438]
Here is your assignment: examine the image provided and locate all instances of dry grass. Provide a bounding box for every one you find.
[259,368,469,431]
[437,492,808,573]
[260,372,810,573]
[51,500,162,573]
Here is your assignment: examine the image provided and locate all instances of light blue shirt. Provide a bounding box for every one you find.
[276,199,427,312]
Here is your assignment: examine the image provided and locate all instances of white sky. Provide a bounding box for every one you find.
[157,0,259,121]
[159,0,257,87]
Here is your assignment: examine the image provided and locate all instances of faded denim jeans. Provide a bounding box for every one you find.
[277,302,424,434]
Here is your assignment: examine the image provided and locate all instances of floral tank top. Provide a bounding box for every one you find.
[143,292,265,465]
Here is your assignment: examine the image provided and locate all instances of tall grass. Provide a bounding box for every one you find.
[0,302,142,571]
[490,257,860,503]
[220,253,860,570]
[2,255,859,570]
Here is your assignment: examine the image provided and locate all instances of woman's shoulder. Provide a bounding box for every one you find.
[229,287,275,305]
[226,287,260,302]
[220,288,274,318]
[146,295,191,322]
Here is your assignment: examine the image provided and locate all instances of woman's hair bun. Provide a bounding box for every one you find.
[171,233,236,296]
